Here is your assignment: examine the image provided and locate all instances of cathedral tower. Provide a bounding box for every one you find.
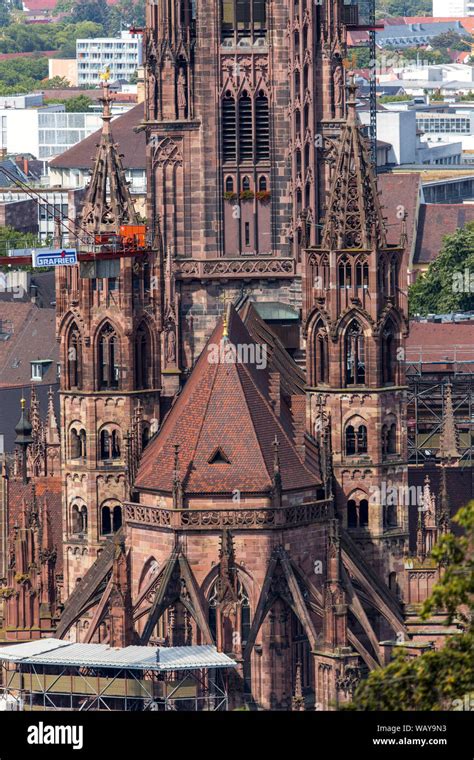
[304,79,410,583]
[56,80,162,597]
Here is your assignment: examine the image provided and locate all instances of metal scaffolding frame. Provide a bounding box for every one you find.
[1,662,231,712]
[405,364,474,473]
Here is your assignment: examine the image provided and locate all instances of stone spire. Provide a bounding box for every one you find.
[45,387,60,446]
[439,382,459,463]
[438,465,450,534]
[292,662,306,711]
[321,75,387,251]
[80,74,138,235]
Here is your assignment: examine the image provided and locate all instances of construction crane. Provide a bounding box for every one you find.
[0,164,151,268]
[345,0,383,170]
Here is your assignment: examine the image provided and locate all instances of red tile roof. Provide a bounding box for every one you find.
[0,303,58,388]
[414,204,474,265]
[406,322,474,365]
[136,307,321,496]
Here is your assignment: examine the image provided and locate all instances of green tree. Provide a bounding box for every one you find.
[409,223,474,316]
[349,501,474,711]
[0,57,48,94]
[0,227,40,260]
[107,0,145,36]
[0,0,11,28]
[71,0,109,27]
[430,31,472,52]
[40,75,71,90]
[46,94,93,111]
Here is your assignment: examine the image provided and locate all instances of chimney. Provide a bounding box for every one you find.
[268,371,281,418]
[23,157,29,177]
[291,395,306,460]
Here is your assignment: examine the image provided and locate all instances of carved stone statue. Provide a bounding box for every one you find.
[333,60,344,118]
[166,329,176,364]
[177,69,187,118]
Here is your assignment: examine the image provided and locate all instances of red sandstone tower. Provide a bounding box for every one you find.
[56,80,162,600]
[304,80,410,587]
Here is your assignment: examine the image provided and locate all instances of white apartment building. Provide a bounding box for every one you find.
[433,0,474,17]
[76,31,143,86]
[0,96,102,160]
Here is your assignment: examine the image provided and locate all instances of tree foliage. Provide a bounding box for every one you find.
[409,223,474,316]
[349,501,474,711]
[0,57,48,94]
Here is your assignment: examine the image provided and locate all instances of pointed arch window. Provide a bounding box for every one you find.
[67,323,82,390]
[345,320,365,386]
[312,322,328,385]
[98,323,120,390]
[338,256,352,289]
[208,575,250,651]
[135,323,151,390]
[382,322,396,384]
[356,259,369,289]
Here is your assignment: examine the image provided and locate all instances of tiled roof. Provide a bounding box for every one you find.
[378,172,422,253]
[406,322,474,365]
[135,307,321,495]
[0,303,58,388]
[49,104,145,170]
[413,204,474,265]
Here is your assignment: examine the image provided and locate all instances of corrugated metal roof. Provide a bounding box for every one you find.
[0,640,237,672]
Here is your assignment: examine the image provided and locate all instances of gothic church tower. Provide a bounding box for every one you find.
[56,82,162,597]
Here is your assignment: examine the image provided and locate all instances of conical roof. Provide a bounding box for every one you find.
[135,307,321,495]
[321,77,387,250]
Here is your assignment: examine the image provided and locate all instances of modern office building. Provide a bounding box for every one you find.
[0,98,102,161]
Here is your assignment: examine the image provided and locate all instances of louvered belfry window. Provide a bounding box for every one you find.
[238,93,253,161]
[222,90,269,165]
[222,93,237,162]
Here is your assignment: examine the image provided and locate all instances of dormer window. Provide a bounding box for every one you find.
[31,360,51,381]
[208,447,231,464]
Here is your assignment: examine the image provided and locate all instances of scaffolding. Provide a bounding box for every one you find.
[345,0,381,168]
[405,352,474,472]
[0,640,237,712]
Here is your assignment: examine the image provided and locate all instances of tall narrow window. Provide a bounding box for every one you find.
[135,323,151,390]
[382,323,396,384]
[345,320,365,386]
[346,426,356,455]
[245,222,250,246]
[101,506,112,536]
[98,324,120,390]
[255,91,269,161]
[338,257,352,288]
[222,93,236,162]
[239,93,253,161]
[68,323,82,390]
